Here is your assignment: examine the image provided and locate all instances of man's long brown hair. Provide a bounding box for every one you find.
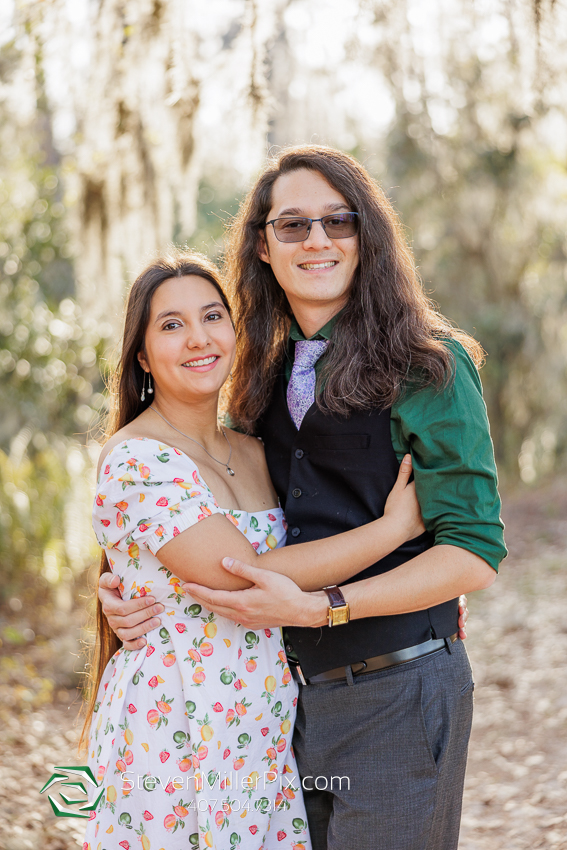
[225,145,483,433]
[79,249,230,754]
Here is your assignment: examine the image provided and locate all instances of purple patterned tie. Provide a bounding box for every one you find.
[287,339,329,429]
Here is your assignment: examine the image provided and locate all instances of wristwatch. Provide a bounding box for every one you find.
[322,585,350,627]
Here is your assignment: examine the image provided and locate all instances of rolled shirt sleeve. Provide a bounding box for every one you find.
[390,339,507,572]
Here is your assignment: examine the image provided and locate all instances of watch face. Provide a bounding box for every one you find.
[329,603,350,627]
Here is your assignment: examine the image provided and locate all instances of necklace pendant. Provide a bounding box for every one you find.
[227,467,235,476]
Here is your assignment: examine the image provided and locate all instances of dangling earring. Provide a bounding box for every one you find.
[141,371,147,402]
[229,372,233,382]
[147,373,153,394]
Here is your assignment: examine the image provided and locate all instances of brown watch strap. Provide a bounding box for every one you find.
[322,585,350,627]
[322,585,347,608]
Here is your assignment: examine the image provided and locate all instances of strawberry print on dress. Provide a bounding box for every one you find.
[84,438,311,850]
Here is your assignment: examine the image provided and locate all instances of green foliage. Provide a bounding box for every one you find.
[378,54,567,481]
[187,180,243,261]
[0,135,107,447]
[0,38,103,617]
[0,440,70,607]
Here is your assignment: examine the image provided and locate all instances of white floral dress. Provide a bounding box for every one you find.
[84,438,311,850]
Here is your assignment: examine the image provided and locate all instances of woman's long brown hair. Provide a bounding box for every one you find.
[225,145,483,433]
[79,249,230,754]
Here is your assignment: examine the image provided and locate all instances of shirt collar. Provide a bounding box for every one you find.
[289,309,343,342]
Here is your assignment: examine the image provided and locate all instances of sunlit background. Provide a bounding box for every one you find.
[1,1,566,848]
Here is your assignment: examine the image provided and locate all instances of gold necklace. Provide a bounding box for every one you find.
[150,406,235,476]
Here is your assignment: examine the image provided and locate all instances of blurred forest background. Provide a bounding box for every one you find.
[0,1,566,848]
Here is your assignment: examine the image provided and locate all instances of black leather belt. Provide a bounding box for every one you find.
[289,633,458,685]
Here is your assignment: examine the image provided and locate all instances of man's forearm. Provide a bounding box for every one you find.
[181,546,483,632]
[339,544,495,623]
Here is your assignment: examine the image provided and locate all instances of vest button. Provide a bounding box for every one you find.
[286,645,293,653]
[292,488,302,498]
[291,527,301,538]
[295,449,304,459]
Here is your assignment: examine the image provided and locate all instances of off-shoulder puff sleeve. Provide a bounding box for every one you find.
[92,439,223,557]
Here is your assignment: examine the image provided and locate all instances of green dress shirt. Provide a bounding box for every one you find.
[285,316,507,572]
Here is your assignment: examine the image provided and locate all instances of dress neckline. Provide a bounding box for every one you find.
[103,436,282,518]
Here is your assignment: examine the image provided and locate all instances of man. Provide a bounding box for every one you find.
[99,145,506,849]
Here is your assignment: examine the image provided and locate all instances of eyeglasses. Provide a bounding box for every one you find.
[263,212,359,243]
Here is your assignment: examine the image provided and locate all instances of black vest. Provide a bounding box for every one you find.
[256,373,459,678]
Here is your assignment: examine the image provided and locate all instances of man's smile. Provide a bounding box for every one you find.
[297,261,339,270]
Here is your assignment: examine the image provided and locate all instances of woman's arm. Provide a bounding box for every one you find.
[97,570,470,649]
[182,546,493,630]
[98,455,423,647]
[156,454,423,592]
[184,344,503,630]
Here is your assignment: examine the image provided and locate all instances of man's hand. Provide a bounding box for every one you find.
[98,572,164,650]
[183,562,470,635]
[182,558,328,630]
[458,594,468,640]
[99,566,467,644]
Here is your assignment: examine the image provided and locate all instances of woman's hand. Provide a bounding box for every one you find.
[383,454,426,541]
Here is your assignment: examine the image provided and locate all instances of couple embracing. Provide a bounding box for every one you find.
[83,145,506,850]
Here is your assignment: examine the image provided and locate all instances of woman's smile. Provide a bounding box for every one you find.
[181,354,220,370]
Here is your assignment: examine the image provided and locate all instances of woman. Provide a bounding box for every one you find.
[82,250,427,850]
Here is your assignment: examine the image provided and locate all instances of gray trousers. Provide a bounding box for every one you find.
[292,639,474,850]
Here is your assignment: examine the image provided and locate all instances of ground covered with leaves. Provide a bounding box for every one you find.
[459,481,567,850]
[0,482,566,850]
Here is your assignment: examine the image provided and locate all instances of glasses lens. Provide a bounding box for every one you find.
[321,213,358,238]
[271,213,358,242]
[273,218,311,243]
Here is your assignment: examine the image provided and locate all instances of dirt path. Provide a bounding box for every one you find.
[1,483,566,850]
[459,482,567,850]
